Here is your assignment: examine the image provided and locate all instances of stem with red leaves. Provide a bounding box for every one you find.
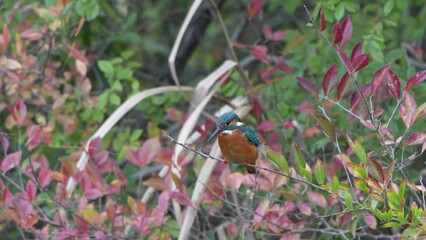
[207,0,254,96]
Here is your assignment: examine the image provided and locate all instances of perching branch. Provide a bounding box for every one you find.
[168,135,344,200]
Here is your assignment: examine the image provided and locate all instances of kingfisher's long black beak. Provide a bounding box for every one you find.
[207,126,225,142]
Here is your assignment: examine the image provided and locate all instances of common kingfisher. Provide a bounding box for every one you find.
[207,112,260,174]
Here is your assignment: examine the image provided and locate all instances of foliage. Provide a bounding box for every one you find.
[0,0,426,239]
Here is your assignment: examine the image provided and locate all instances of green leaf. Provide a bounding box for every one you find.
[342,1,358,12]
[300,168,313,182]
[383,19,397,27]
[348,137,367,164]
[399,179,406,200]
[397,210,406,225]
[312,114,336,139]
[382,221,401,228]
[383,0,394,16]
[262,145,289,174]
[354,179,369,193]
[99,92,109,109]
[387,191,400,210]
[130,129,143,142]
[335,2,345,20]
[314,160,325,185]
[111,81,123,91]
[292,143,306,176]
[116,68,133,80]
[395,0,407,10]
[332,176,339,193]
[344,192,353,210]
[349,218,358,238]
[121,50,135,60]
[98,60,114,76]
[109,93,121,105]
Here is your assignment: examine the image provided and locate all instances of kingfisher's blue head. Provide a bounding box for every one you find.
[207,112,242,142]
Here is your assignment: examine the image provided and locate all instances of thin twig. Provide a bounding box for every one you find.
[168,135,342,200]
[207,0,253,95]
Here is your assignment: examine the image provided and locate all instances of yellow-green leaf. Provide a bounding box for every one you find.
[354,178,369,193]
[348,138,367,164]
[263,145,289,174]
[312,114,336,139]
[332,176,339,193]
[292,143,306,175]
[344,192,353,210]
[82,209,100,227]
[314,160,325,185]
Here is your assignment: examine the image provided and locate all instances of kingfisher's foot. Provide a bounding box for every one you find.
[223,159,228,164]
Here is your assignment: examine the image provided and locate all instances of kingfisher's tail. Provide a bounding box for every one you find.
[245,165,256,174]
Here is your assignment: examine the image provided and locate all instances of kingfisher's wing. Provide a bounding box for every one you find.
[240,126,260,146]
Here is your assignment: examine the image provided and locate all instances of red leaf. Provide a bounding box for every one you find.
[337,72,350,100]
[322,64,338,96]
[307,191,327,208]
[338,48,352,72]
[20,29,42,41]
[141,138,161,162]
[0,134,9,155]
[371,65,389,95]
[320,10,326,32]
[9,100,27,126]
[38,169,52,188]
[284,200,295,212]
[253,199,270,223]
[340,16,353,47]
[299,203,312,216]
[143,176,169,191]
[350,84,371,109]
[260,67,275,83]
[16,100,27,125]
[251,45,269,64]
[257,120,276,131]
[332,22,342,44]
[364,215,377,229]
[352,54,369,72]
[227,172,244,190]
[26,180,37,201]
[70,47,89,65]
[269,31,285,41]
[385,69,401,99]
[351,41,363,62]
[233,42,249,48]
[262,24,272,36]
[339,212,353,228]
[275,57,292,73]
[94,151,109,167]
[1,151,21,172]
[169,191,192,206]
[263,25,285,41]
[297,102,316,116]
[88,137,102,157]
[251,98,262,121]
[296,77,319,95]
[248,0,262,18]
[26,125,43,150]
[0,36,6,54]
[405,70,426,92]
[406,132,426,146]
[367,157,384,183]
[399,92,416,128]
[2,188,12,207]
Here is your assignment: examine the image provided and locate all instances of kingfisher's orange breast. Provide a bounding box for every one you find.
[217,129,258,165]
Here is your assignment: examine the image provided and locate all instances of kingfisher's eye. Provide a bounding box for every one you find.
[226,121,230,125]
